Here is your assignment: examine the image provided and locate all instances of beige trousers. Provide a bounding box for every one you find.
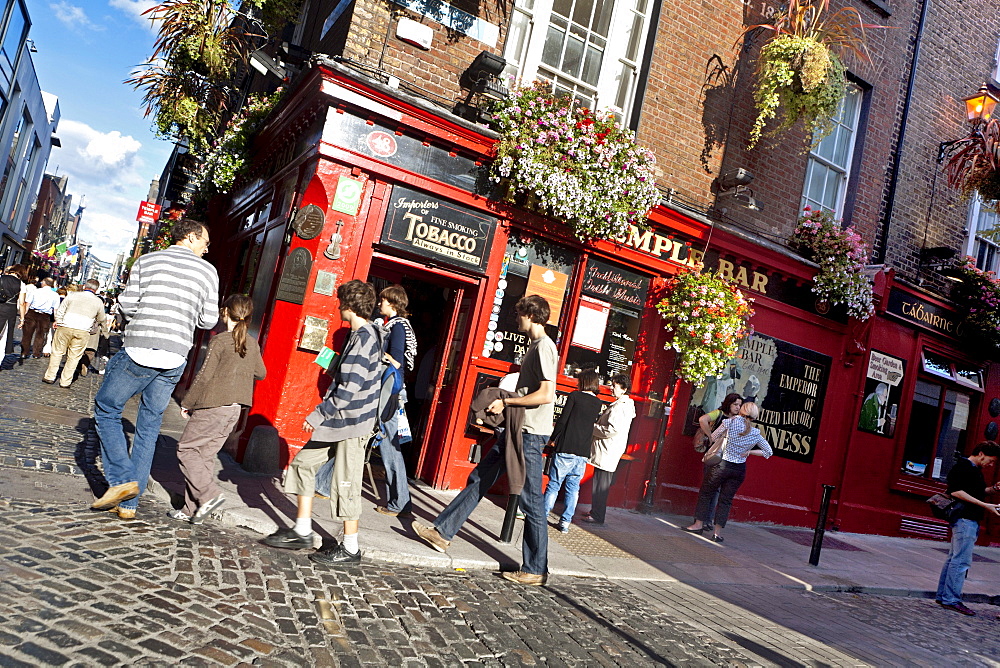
[284,436,367,521]
[44,327,90,387]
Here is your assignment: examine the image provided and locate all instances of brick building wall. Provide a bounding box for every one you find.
[880,3,1000,295]
[298,0,511,108]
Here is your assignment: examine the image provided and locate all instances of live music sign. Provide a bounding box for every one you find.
[136,201,161,224]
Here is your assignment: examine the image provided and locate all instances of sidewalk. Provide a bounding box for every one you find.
[3,353,1000,605]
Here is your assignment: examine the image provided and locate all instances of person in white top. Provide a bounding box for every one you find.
[584,373,636,526]
[21,276,58,359]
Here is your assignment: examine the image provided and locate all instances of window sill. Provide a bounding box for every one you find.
[890,474,946,498]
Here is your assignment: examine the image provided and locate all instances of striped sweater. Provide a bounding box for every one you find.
[120,245,220,357]
[306,323,383,442]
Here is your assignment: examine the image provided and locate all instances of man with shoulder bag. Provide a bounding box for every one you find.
[935,441,1000,616]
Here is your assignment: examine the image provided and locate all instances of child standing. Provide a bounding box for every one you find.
[169,294,266,524]
[374,284,417,517]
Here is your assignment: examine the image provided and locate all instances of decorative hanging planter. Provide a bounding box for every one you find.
[949,256,1000,352]
[943,118,1000,205]
[790,207,874,320]
[490,81,660,241]
[656,268,755,384]
[741,0,881,149]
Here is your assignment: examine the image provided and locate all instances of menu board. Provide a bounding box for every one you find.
[565,259,649,380]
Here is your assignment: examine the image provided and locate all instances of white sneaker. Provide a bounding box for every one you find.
[167,508,191,522]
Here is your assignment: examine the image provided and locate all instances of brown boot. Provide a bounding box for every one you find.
[91,482,139,510]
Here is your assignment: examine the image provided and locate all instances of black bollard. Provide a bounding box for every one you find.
[808,484,836,566]
[499,494,519,544]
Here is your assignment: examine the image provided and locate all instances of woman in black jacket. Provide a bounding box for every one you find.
[543,369,604,532]
[0,264,26,360]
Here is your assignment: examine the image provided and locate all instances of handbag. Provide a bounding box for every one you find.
[702,432,728,467]
[926,493,964,522]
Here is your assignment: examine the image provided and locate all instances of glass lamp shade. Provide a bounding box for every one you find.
[963,85,999,123]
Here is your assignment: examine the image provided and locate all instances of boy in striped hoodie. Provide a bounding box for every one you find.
[264,280,382,565]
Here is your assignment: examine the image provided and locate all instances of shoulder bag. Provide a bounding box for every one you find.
[702,428,728,467]
[926,493,964,522]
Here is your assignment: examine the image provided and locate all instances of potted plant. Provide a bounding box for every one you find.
[950,256,1000,352]
[656,268,755,384]
[743,0,880,149]
[943,118,1000,204]
[790,207,874,320]
[490,81,660,241]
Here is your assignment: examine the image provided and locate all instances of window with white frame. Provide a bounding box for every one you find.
[964,198,1000,273]
[502,0,652,121]
[800,85,862,217]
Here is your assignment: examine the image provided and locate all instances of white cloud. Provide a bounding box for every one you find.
[47,119,161,263]
[49,2,103,32]
[108,0,158,29]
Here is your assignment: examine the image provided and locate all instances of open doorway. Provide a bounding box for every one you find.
[368,256,479,481]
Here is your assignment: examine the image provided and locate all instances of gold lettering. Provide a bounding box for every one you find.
[734,265,750,288]
[626,226,654,252]
[751,271,769,293]
[687,248,705,268]
[717,259,735,281]
[652,234,672,257]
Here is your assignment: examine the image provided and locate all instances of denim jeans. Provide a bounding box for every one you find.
[936,518,979,605]
[379,406,412,513]
[544,453,587,524]
[435,432,549,575]
[94,350,186,511]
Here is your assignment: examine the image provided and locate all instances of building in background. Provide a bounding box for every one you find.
[25,172,70,252]
[0,0,59,266]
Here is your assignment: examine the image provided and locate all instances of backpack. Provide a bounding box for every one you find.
[0,275,19,305]
[367,323,404,446]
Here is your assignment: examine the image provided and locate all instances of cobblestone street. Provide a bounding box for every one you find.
[4,357,1000,666]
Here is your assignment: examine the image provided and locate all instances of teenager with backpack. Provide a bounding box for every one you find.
[263,280,383,566]
[374,284,416,517]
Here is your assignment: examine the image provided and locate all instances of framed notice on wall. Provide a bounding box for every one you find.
[857,350,906,437]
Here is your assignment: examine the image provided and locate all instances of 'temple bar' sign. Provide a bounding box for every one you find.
[137,201,161,224]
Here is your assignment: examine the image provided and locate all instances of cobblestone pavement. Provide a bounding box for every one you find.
[5,354,1000,666]
[0,494,757,667]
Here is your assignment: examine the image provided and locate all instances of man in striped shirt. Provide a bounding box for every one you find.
[90,219,219,519]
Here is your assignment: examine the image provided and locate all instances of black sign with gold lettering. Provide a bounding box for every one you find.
[885,288,960,337]
[275,247,313,305]
[687,333,830,464]
[380,186,497,273]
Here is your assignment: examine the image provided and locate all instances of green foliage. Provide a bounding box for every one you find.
[749,36,845,149]
[950,256,1000,353]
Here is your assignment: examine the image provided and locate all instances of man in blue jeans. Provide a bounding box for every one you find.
[935,441,1000,616]
[91,220,219,519]
[413,295,557,585]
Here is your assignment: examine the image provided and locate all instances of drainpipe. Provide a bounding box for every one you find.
[874,0,930,263]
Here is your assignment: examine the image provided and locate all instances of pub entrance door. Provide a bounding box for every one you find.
[367,253,480,483]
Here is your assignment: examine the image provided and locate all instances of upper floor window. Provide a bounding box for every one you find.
[502,0,652,122]
[963,197,1000,273]
[800,85,862,217]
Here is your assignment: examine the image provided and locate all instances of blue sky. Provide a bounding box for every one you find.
[26,0,170,263]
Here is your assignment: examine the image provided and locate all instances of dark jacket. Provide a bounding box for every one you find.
[550,390,604,457]
[947,456,988,523]
[469,386,528,495]
[182,331,266,410]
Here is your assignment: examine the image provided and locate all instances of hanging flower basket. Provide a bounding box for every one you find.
[943,118,1000,205]
[742,0,881,149]
[949,256,1000,352]
[656,268,755,384]
[790,207,873,320]
[490,81,660,241]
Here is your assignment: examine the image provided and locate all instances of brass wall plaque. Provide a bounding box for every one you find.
[293,204,326,240]
[299,316,329,352]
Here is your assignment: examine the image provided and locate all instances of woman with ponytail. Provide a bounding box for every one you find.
[169,294,266,524]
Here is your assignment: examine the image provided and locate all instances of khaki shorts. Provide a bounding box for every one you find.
[284,436,368,521]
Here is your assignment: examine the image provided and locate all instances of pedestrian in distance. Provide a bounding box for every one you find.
[413,294,557,586]
[935,440,1000,616]
[584,373,636,527]
[43,278,106,388]
[21,276,59,359]
[91,219,219,520]
[168,294,266,525]
[684,401,772,542]
[0,264,26,361]
[373,284,417,518]
[687,393,743,533]
[263,280,383,566]
[543,368,604,533]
